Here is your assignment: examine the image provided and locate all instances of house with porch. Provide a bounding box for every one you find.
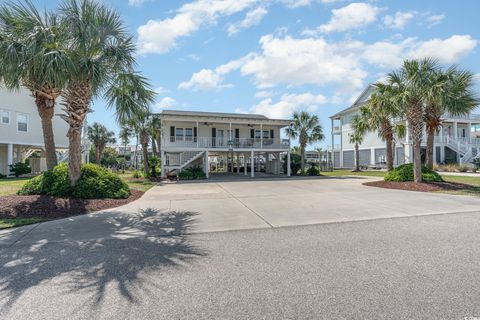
[330,85,480,168]
[158,110,292,178]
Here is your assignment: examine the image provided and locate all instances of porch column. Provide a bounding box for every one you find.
[251,150,254,178]
[453,122,458,139]
[161,151,166,178]
[287,150,291,176]
[440,146,445,163]
[236,152,240,173]
[260,124,263,149]
[196,121,199,148]
[433,145,437,165]
[467,122,472,142]
[7,143,13,175]
[204,151,209,179]
[244,153,247,176]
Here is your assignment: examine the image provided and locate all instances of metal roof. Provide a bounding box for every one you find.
[158,109,291,122]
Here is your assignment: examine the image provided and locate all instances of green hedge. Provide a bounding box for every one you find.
[18,163,130,199]
[384,163,443,182]
[178,166,206,180]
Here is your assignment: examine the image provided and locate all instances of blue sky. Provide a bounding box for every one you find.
[33,0,480,148]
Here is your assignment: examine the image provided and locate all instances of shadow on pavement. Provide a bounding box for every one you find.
[0,208,206,313]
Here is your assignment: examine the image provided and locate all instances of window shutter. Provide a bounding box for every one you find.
[212,128,216,137]
[270,129,274,139]
[194,127,197,137]
[250,129,255,138]
[235,128,240,139]
[170,126,175,137]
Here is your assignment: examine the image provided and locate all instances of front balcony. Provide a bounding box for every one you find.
[164,136,290,150]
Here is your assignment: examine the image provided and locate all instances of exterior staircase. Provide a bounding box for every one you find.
[165,151,205,173]
[445,136,480,164]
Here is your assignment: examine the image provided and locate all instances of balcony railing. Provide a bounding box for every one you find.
[164,136,290,149]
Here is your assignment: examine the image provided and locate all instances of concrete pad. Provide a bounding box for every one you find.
[0,223,38,247]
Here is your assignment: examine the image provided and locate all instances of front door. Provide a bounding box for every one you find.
[218,129,225,146]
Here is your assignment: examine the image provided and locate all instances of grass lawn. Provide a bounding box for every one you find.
[0,217,45,229]
[118,172,157,192]
[321,170,387,177]
[0,177,29,196]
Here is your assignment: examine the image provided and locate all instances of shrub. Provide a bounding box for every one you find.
[282,153,301,175]
[306,163,320,176]
[132,170,143,179]
[148,156,161,177]
[9,162,31,177]
[384,163,443,183]
[472,158,480,170]
[0,173,6,179]
[18,163,130,199]
[178,166,206,180]
[455,164,470,173]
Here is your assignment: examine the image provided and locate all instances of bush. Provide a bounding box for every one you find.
[472,158,480,170]
[132,170,143,179]
[306,163,321,176]
[178,166,206,180]
[9,162,31,177]
[282,153,301,175]
[385,163,443,183]
[148,156,161,177]
[18,163,130,199]
[0,173,6,179]
[455,164,470,173]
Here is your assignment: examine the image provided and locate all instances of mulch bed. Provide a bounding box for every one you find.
[364,180,476,193]
[0,190,144,219]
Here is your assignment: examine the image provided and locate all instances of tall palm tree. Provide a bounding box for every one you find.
[350,114,368,171]
[423,67,479,169]
[286,111,325,174]
[128,109,153,176]
[58,0,152,186]
[118,125,131,173]
[0,1,69,169]
[87,122,116,164]
[362,83,406,171]
[389,58,439,182]
[150,114,162,158]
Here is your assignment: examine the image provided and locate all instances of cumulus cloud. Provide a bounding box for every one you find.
[279,0,312,8]
[228,7,268,36]
[318,2,380,33]
[237,92,327,119]
[155,97,176,110]
[383,11,415,29]
[426,13,446,28]
[128,0,147,6]
[408,35,477,63]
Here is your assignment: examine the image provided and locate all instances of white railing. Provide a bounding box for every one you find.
[165,151,203,166]
[164,136,290,149]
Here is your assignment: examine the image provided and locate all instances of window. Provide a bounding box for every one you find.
[175,128,184,140]
[0,110,10,124]
[255,130,261,139]
[17,113,28,132]
[262,130,270,139]
[185,128,193,141]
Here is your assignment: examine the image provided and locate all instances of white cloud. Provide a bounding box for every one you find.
[255,91,274,98]
[178,69,229,91]
[128,0,147,6]
[279,0,312,8]
[383,11,415,29]
[137,0,257,54]
[228,7,268,36]
[318,2,379,33]
[156,97,176,110]
[187,53,200,61]
[426,13,445,28]
[408,35,477,63]
[238,92,327,119]
[154,86,169,95]
[240,35,367,90]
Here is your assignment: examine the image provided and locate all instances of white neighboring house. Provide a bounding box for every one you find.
[330,85,480,169]
[0,88,81,175]
[158,110,292,178]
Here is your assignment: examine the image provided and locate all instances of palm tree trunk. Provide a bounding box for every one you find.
[355,143,360,171]
[35,95,58,170]
[151,137,157,156]
[407,103,424,183]
[95,145,101,164]
[64,81,92,186]
[300,144,306,174]
[425,126,435,170]
[134,135,139,170]
[140,130,149,176]
[123,141,127,174]
[156,131,161,158]
[386,138,394,171]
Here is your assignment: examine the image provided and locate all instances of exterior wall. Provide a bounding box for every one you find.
[0,88,69,148]
[0,145,7,174]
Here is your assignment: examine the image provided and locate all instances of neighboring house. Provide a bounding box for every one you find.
[330,85,480,169]
[0,88,87,175]
[158,110,292,178]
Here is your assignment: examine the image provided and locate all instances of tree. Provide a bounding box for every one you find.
[150,114,162,158]
[128,109,153,176]
[0,1,69,169]
[423,67,479,169]
[362,83,406,171]
[87,122,116,164]
[350,114,368,171]
[58,0,154,186]
[389,58,439,182]
[118,125,132,173]
[286,111,325,174]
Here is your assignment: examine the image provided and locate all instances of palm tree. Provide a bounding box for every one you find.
[118,125,131,173]
[423,67,479,169]
[128,109,153,176]
[389,58,439,182]
[362,83,406,171]
[87,123,116,164]
[150,115,162,158]
[286,111,325,174]
[0,1,69,169]
[350,114,367,171]
[58,0,153,186]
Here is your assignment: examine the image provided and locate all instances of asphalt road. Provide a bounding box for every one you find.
[2,210,480,319]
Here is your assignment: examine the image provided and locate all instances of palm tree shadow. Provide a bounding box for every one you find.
[0,208,206,313]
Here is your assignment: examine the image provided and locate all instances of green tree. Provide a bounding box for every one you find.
[118,125,132,173]
[0,1,69,169]
[87,122,116,165]
[286,111,325,174]
[423,67,479,169]
[362,83,406,171]
[350,114,368,172]
[58,0,154,186]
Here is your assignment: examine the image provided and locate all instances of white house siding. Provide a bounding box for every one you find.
[343,151,354,168]
[0,145,7,174]
[334,151,340,168]
[395,147,405,166]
